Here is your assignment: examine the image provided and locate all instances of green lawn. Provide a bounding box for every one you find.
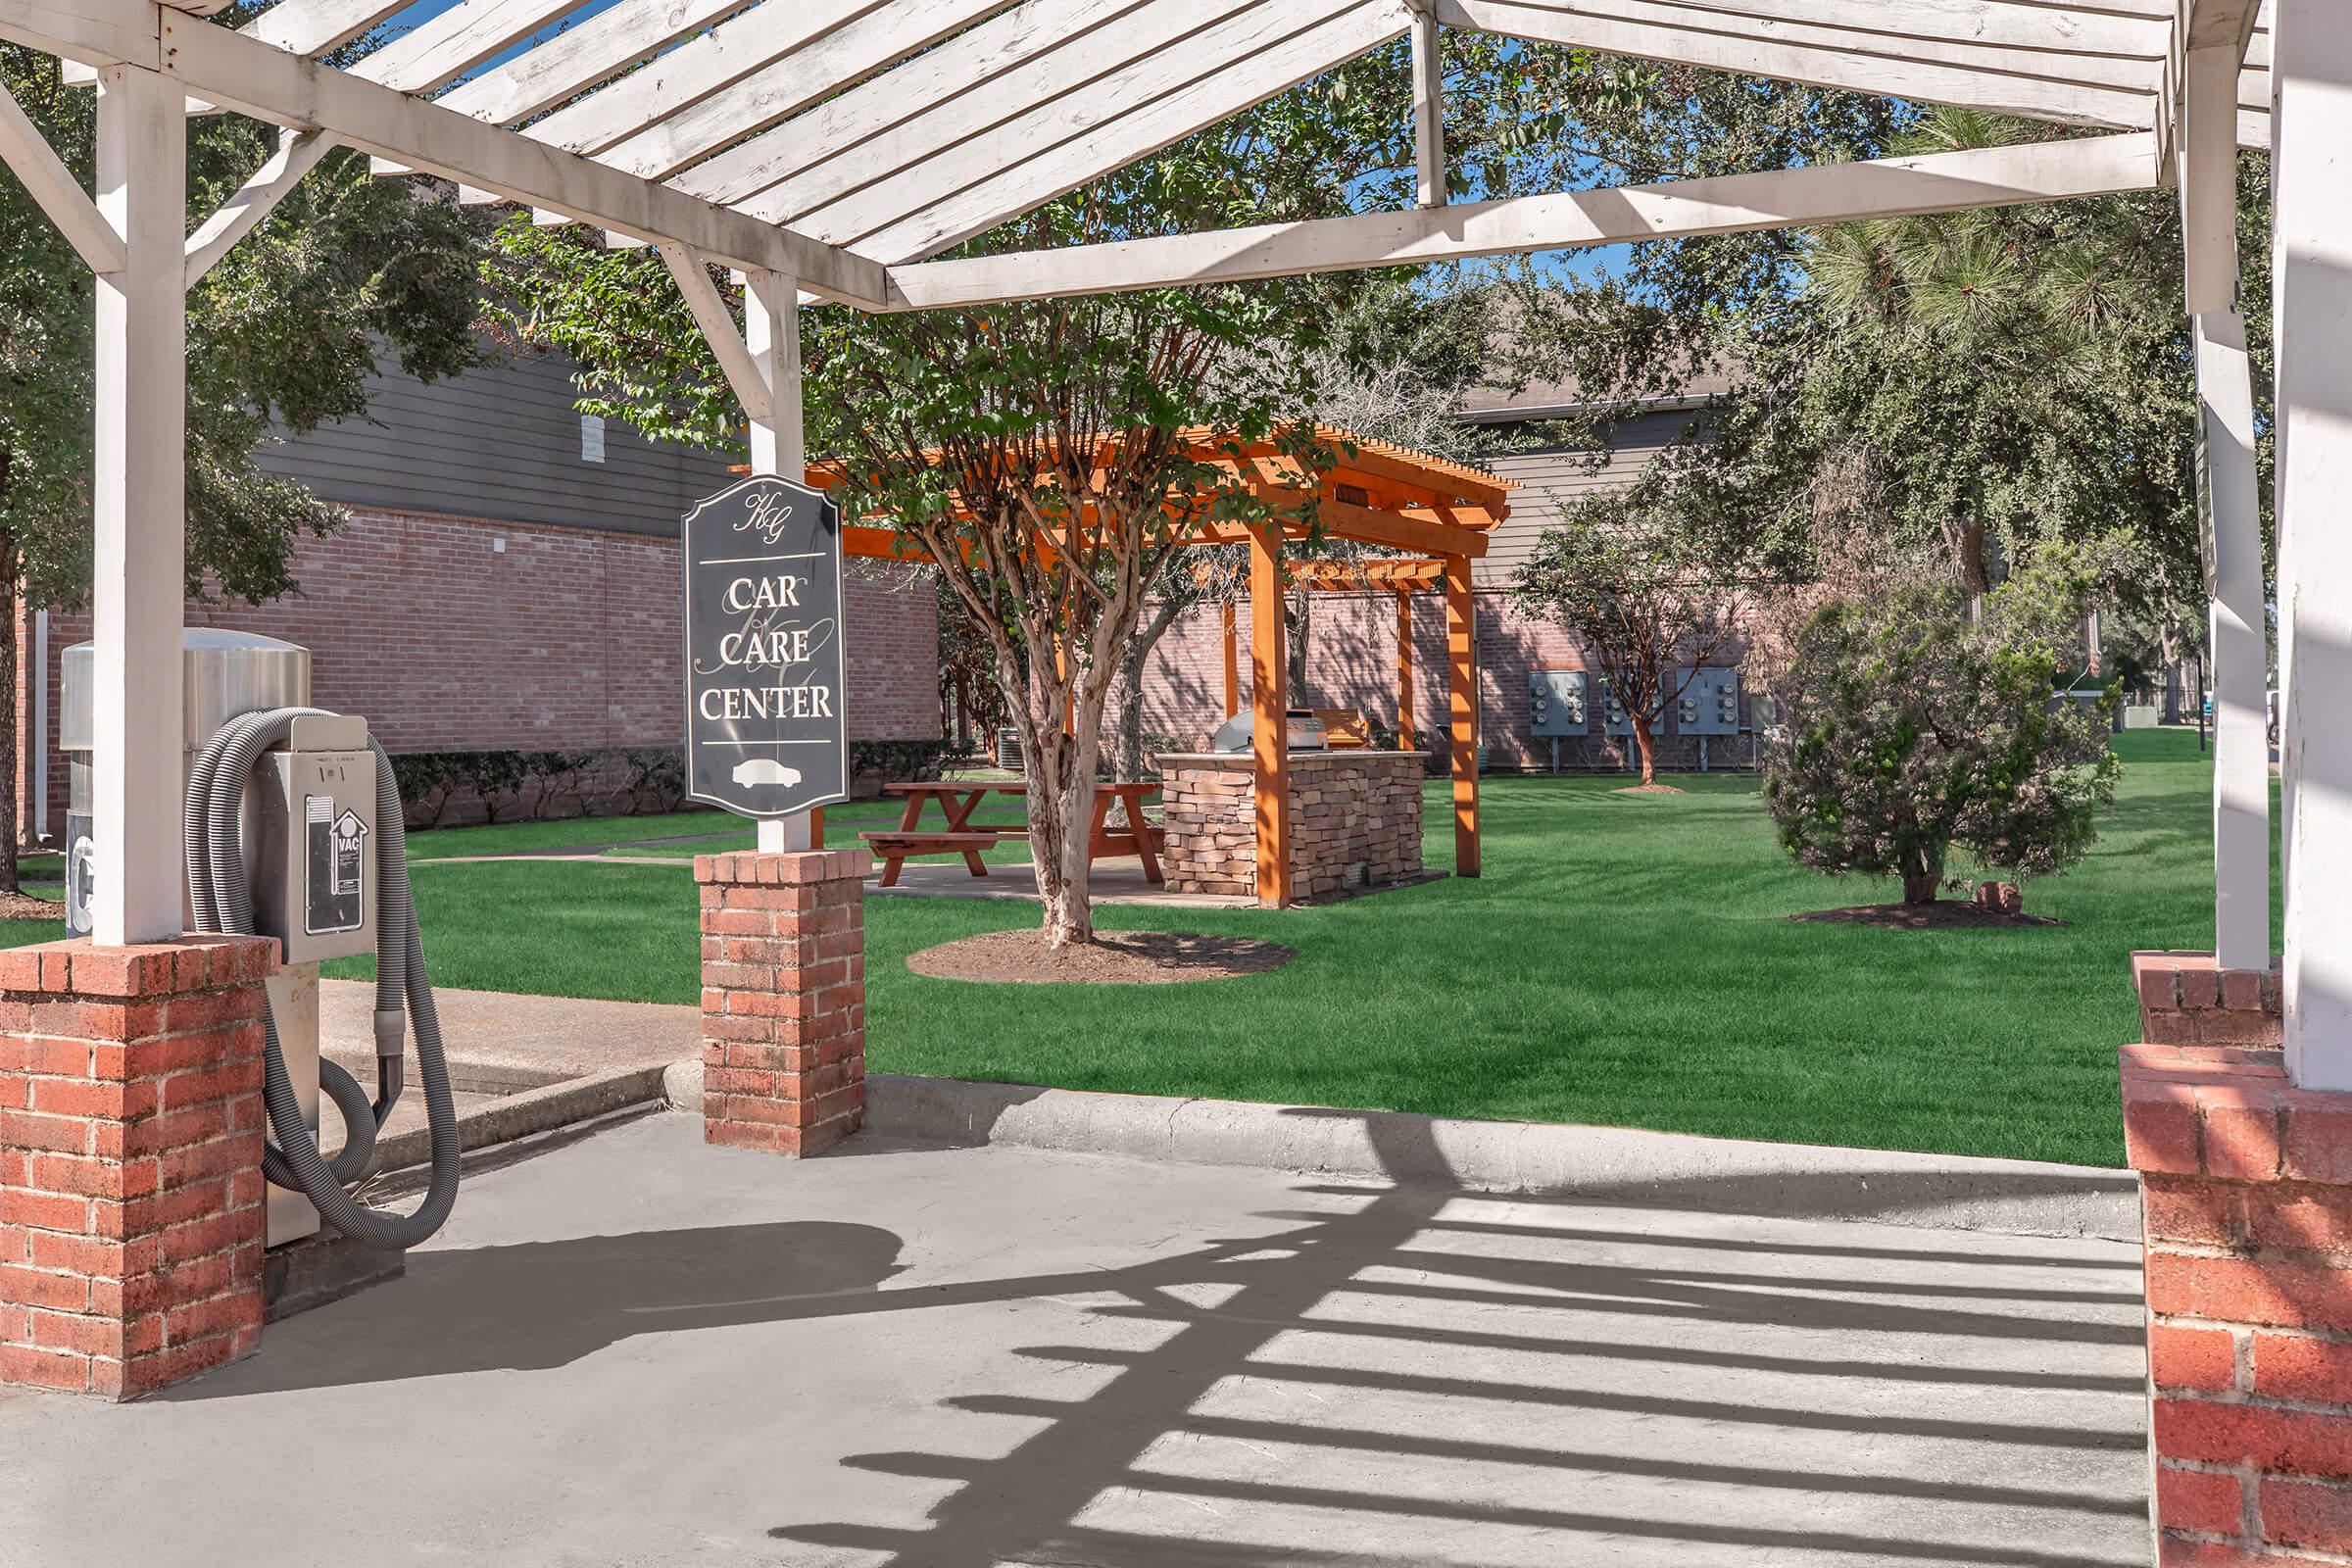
[4,728,2250,1166]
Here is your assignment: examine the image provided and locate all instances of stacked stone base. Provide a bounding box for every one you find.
[1160,751,1424,899]
[2123,952,2352,1563]
[695,850,870,1156]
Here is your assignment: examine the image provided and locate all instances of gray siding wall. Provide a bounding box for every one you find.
[256,349,735,537]
[1476,409,1700,587]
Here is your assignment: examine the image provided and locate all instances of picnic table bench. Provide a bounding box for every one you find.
[861,781,1164,888]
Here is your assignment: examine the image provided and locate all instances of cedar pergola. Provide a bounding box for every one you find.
[0,0,2334,1089]
[826,427,1511,906]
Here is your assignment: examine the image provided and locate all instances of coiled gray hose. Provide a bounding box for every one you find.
[183,709,461,1250]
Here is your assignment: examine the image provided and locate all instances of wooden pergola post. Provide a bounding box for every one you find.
[1221,599,1239,718]
[1395,588,1415,753]
[1250,524,1292,907]
[1445,554,1480,878]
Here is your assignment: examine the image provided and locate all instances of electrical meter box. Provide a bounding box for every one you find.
[1528,670,1588,736]
[1677,667,1742,736]
[1599,675,1637,736]
[251,714,376,963]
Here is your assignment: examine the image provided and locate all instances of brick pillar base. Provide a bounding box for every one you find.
[694,850,869,1156]
[0,935,277,1398]
[2123,952,2352,1563]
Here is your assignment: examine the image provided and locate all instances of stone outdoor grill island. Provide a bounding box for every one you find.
[1161,751,1425,901]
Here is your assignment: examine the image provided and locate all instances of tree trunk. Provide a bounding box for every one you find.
[1898,841,1942,905]
[1632,719,1657,786]
[1286,590,1311,706]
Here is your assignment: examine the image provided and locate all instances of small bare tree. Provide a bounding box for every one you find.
[1510,489,1742,787]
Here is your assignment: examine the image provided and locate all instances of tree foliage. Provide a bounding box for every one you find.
[1762,555,2121,905]
[1498,95,2266,632]
[0,29,484,887]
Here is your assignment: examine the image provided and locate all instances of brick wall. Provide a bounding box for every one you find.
[17,508,940,840]
[2122,953,2352,1562]
[1160,751,1424,899]
[1140,589,1755,772]
[0,934,277,1398]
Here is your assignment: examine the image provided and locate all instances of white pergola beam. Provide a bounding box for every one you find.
[847,0,1411,265]
[433,0,743,127]
[0,79,127,271]
[184,125,337,287]
[885,129,2163,308]
[658,242,775,423]
[738,262,814,857]
[692,0,1170,214]
[241,0,409,56]
[1442,0,2161,130]
[1409,0,1445,208]
[348,0,583,96]
[32,0,890,304]
[535,0,1008,180]
[90,63,187,946]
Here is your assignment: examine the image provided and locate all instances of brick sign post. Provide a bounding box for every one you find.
[682,476,868,1155]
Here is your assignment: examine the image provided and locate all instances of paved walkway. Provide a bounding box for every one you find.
[4,1113,2150,1567]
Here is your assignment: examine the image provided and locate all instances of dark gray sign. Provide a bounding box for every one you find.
[682,475,849,818]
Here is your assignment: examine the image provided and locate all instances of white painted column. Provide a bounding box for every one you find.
[2272,0,2352,1090]
[2179,41,2270,975]
[2194,315,2272,973]
[1408,0,1446,209]
[91,66,187,946]
[744,267,811,856]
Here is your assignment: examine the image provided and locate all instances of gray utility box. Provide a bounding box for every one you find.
[1676,667,1743,736]
[1599,675,1637,736]
[250,715,376,964]
[1528,670,1589,736]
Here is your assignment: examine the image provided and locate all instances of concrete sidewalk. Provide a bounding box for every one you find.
[4,1113,2150,1567]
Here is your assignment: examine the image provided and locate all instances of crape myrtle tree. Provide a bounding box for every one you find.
[1763,553,2122,906]
[1510,485,1743,787]
[801,252,1334,946]
[0,34,483,896]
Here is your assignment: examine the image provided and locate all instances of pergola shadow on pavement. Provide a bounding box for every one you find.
[4,1109,2147,1568]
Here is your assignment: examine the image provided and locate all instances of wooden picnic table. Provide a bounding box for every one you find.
[860,780,1164,888]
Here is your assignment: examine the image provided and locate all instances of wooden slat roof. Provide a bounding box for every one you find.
[203,0,2261,271]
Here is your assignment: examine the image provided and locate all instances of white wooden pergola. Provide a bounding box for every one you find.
[0,0,2335,1089]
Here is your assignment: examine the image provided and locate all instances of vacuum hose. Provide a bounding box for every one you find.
[183,709,461,1250]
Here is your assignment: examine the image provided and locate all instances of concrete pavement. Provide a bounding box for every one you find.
[3,1112,2150,1568]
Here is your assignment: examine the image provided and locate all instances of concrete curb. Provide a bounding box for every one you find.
[847,1072,2141,1242]
[372,1062,671,1173]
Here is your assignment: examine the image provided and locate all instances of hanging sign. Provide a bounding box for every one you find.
[681,474,850,818]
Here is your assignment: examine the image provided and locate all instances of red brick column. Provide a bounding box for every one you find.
[0,935,278,1399]
[694,849,869,1156]
[2122,954,2352,1563]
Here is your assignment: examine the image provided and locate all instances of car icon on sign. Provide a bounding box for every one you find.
[732,759,804,788]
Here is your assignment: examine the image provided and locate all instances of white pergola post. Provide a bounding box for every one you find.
[743,266,812,856]
[2272,0,2352,1091]
[91,65,188,947]
[2179,40,2269,976]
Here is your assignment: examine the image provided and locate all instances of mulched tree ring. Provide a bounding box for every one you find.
[906,929,1298,985]
[0,891,62,921]
[1612,784,1686,796]
[1789,902,2067,930]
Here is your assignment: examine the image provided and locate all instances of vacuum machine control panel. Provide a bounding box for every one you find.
[251,714,376,963]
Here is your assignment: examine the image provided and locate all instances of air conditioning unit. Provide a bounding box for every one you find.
[995,726,1023,772]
